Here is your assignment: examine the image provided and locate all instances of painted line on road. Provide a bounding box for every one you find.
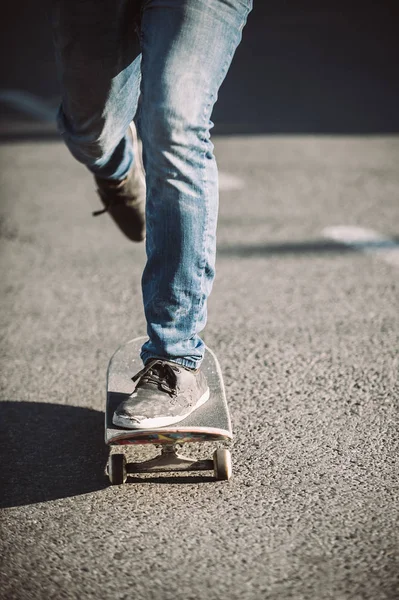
[218,171,245,191]
[322,225,399,268]
[0,89,57,122]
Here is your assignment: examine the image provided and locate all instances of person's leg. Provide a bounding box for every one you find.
[113,0,252,430]
[52,0,146,241]
[138,0,252,368]
[52,0,142,178]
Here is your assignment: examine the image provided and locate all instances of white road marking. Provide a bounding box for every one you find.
[0,90,57,121]
[322,225,399,268]
[218,171,245,191]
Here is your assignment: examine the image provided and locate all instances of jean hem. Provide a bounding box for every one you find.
[140,351,202,371]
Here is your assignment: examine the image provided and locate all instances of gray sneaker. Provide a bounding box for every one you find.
[112,359,210,429]
[93,122,146,242]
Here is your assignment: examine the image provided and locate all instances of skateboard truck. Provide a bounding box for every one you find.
[107,445,231,484]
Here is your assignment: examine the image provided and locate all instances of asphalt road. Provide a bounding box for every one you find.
[0,133,398,599]
[1,2,399,599]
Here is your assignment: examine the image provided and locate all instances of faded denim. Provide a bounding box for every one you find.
[53,0,252,368]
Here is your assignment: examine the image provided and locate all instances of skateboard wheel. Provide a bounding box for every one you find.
[213,448,232,481]
[108,453,127,485]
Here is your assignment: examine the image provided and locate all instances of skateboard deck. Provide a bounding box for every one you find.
[105,336,232,483]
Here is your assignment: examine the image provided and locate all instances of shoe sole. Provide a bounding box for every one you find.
[112,387,210,430]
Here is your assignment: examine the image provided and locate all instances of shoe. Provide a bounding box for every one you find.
[112,359,210,429]
[93,122,146,242]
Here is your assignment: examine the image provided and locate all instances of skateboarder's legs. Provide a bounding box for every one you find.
[53,0,251,426]
[138,1,252,369]
[53,0,251,369]
[52,0,142,180]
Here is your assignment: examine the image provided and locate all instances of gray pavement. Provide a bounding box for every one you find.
[0,134,398,599]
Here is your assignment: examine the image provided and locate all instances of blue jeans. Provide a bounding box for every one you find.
[52,0,252,369]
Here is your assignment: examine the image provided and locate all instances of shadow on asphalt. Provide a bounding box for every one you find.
[217,238,399,258]
[0,401,108,508]
[125,475,216,484]
[0,402,222,506]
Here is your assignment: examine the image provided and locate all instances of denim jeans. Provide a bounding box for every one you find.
[52,0,252,369]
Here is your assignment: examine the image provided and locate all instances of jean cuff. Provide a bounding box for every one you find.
[140,351,201,371]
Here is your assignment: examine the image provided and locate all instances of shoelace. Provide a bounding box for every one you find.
[132,360,180,397]
[92,206,109,217]
[92,195,128,217]
[92,178,130,217]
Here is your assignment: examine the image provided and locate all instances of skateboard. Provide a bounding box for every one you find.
[105,336,232,484]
